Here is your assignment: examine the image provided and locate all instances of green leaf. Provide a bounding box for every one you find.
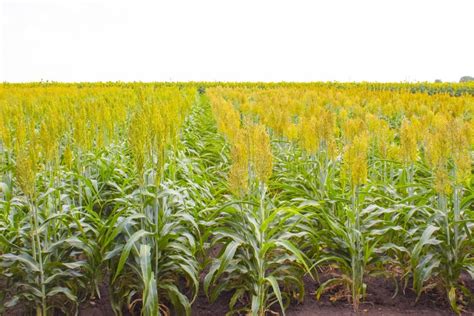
[63,261,86,269]
[204,263,220,297]
[466,265,474,279]
[266,276,285,316]
[229,288,245,310]
[159,283,191,316]
[4,296,19,308]
[251,295,260,316]
[47,286,77,302]
[412,225,440,260]
[113,229,151,282]
[275,240,310,273]
[216,241,240,277]
[1,253,40,272]
[0,182,9,195]
[139,244,158,316]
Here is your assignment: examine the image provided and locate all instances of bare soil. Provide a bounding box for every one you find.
[78,281,115,316]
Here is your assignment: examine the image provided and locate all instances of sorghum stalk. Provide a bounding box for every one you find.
[153,160,161,313]
[452,167,461,258]
[30,200,47,316]
[351,185,363,312]
[407,162,414,199]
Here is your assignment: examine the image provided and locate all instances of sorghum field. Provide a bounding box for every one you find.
[0,82,473,315]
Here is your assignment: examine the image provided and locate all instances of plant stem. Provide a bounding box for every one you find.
[351,186,362,311]
[452,168,460,254]
[154,174,160,313]
[439,193,454,281]
[31,201,47,315]
[407,163,414,199]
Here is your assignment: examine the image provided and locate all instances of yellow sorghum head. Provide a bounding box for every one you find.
[298,116,319,154]
[327,137,339,161]
[284,122,299,141]
[434,167,452,195]
[342,118,366,143]
[450,118,471,185]
[343,132,369,188]
[251,124,273,184]
[387,144,401,162]
[228,132,249,196]
[424,114,452,194]
[63,143,74,170]
[376,121,393,160]
[424,114,450,168]
[128,112,147,180]
[16,148,37,197]
[400,119,418,164]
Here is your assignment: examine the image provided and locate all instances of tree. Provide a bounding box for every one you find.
[459,76,474,82]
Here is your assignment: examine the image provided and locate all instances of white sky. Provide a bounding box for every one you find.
[1,0,473,82]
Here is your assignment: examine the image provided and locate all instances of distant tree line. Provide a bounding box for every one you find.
[460,76,474,82]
